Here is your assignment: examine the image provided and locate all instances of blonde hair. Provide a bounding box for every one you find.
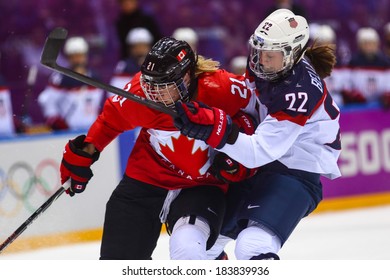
[305,41,336,79]
[194,55,220,76]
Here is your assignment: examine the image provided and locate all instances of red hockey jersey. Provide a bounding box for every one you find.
[85,70,257,192]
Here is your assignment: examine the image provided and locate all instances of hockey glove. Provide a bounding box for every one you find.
[212,152,257,183]
[231,110,258,135]
[211,110,258,183]
[174,101,239,149]
[60,135,100,196]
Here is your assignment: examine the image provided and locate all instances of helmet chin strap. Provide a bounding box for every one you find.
[186,77,199,101]
[294,41,309,64]
[176,79,189,101]
[179,69,198,102]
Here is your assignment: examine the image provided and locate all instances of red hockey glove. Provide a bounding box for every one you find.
[60,135,100,197]
[211,111,258,183]
[212,152,258,183]
[174,101,239,149]
[231,110,257,135]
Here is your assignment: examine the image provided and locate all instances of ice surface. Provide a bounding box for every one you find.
[1,205,389,260]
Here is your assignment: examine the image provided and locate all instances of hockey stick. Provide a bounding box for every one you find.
[40,27,178,118]
[0,186,66,254]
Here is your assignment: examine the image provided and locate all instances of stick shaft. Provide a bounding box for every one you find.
[40,27,178,118]
[0,187,65,253]
[52,64,177,117]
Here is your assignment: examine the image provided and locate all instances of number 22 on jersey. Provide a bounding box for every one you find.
[285,92,308,113]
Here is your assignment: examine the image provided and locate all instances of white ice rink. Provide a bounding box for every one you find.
[1,205,390,260]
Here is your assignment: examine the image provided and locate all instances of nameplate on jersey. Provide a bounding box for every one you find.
[302,59,323,92]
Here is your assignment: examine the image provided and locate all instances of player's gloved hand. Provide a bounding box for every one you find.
[60,135,100,197]
[174,101,239,149]
[212,152,257,183]
[230,110,258,135]
[211,110,258,183]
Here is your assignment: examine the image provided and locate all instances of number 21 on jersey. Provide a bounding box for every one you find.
[229,77,248,99]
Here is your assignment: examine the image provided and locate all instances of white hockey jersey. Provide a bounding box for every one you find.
[348,67,390,102]
[220,58,341,179]
[0,81,15,136]
[38,72,104,130]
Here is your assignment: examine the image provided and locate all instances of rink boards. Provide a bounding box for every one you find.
[319,107,390,210]
[0,131,121,253]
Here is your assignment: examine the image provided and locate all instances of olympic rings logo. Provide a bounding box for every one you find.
[0,159,60,217]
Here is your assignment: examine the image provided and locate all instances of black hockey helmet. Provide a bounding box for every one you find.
[140,37,197,107]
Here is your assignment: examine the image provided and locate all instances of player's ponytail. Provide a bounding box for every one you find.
[195,55,220,76]
[305,42,336,79]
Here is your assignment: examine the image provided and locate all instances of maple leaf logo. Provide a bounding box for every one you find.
[159,134,210,177]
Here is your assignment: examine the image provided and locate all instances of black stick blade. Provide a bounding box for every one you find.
[40,27,68,67]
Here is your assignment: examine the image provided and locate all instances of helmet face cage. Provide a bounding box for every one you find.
[248,9,309,81]
[249,34,296,81]
[140,75,189,108]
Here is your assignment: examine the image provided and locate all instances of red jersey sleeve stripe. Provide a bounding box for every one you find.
[270,88,328,126]
[270,111,309,126]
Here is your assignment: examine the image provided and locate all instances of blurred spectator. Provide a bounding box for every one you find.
[309,24,343,64]
[110,27,153,93]
[267,0,306,18]
[172,27,199,52]
[383,22,390,59]
[310,24,336,45]
[229,56,247,75]
[349,28,390,67]
[309,22,352,66]
[310,24,346,106]
[343,28,390,105]
[38,37,104,131]
[116,0,162,59]
[0,75,16,136]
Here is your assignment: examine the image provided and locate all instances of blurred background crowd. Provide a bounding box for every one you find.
[1,0,390,136]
